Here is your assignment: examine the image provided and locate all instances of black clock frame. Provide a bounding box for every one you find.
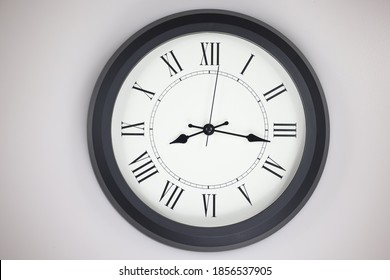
[88,10,329,251]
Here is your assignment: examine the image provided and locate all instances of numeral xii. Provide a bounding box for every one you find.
[200,42,220,66]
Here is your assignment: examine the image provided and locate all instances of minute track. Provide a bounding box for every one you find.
[149,68,269,190]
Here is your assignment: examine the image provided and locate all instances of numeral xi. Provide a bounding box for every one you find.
[161,50,183,77]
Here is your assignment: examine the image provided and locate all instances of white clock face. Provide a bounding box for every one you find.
[111,32,306,227]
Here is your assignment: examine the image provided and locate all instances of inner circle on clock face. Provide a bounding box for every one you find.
[149,70,269,189]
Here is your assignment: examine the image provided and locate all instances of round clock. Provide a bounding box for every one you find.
[88,10,329,251]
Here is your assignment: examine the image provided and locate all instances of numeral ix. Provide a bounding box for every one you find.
[121,121,145,136]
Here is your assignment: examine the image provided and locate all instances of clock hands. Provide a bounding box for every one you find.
[170,121,228,144]
[170,66,269,145]
[170,121,269,144]
[189,123,270,143]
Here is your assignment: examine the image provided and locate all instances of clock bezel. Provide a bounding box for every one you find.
[88,9,329,251]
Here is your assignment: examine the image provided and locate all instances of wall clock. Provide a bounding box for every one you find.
[88,10,329,251]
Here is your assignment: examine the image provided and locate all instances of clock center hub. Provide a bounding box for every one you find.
[203,123,215,136]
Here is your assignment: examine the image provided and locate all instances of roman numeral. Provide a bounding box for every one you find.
[129,151,158,183]
[202,193,216,217]
[240,54,255,75]
[132,82,155,100]
[159,181,184,210]
[273,123,297,137]
[263,83,287,101]
[200,42,220,66]
[238,184,252,205]
[121,121,145,136]
[262,156,286,179]
[160,50,183,77]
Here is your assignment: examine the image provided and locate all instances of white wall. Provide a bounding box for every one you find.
[1,0,389,259]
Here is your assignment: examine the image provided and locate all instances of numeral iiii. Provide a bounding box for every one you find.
[262,156,286,179]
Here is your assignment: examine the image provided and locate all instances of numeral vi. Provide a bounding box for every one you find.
[202,193,216,217]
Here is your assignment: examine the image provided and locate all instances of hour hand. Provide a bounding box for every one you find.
[170,130,203,144]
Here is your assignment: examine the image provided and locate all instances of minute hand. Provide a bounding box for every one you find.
[214,129,270,143]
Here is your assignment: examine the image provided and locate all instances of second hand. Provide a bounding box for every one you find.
[206,65,220,147]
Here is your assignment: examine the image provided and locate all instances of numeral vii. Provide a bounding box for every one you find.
[159,181,184,210]
[202,193,216,217]
[200,42,220,66]
[160,50,183,77]
[129,151,158,183]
